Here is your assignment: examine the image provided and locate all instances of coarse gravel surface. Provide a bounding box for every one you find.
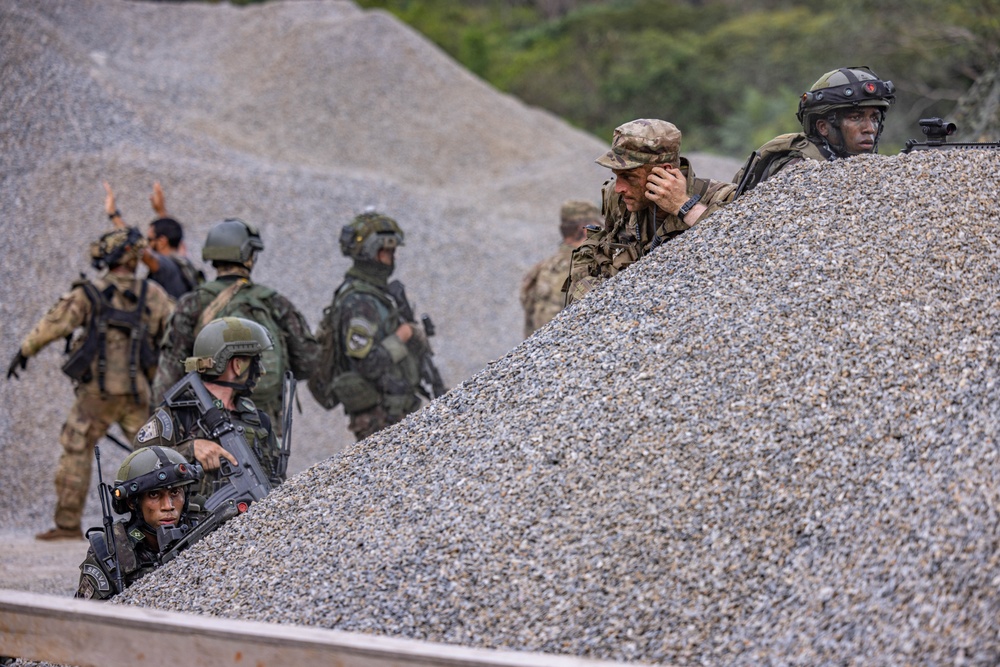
[0,0,739,556]
[112,150,1000,666]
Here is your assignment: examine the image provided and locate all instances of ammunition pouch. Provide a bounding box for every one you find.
[331,371,381,414]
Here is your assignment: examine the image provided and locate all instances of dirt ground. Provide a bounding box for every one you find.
[0,533,89,598]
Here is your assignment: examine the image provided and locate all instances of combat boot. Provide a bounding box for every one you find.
[35,526,83,541]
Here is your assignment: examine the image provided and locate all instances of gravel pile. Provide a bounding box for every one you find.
[115,150,1000,665]
[2,0,741,536]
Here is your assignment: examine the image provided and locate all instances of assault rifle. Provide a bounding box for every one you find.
[387,280,448,399]
[156,372,273,562]
[277,369,296,481]
[903,117,1000,153]
[94,445,126,595]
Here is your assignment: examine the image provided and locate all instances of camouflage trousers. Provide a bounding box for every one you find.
[348,405,395,441]
[54,387,150,529]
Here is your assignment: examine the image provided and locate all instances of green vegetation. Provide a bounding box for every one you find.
[355,0,1000,157]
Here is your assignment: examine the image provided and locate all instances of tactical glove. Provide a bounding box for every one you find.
[6,350,27,380]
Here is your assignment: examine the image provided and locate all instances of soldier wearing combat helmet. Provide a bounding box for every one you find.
[75,446,204,599]
[310,211,432,441]
[7,226,174,541]
[565,119,736,304]
[137,316,281,494]
[733,66,895,197]
[152,218,318,434]
[520,200,600,337]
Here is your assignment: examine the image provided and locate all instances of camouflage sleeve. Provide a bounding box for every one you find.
[133,406,196,462]
[269,293,320,381]
[144,281,176,347]
[20,287,91,357]
[339,291,406,382]
[152,292,199,403]
[565,228,609,306]
[693,178,737,223]
[75,545,115,600]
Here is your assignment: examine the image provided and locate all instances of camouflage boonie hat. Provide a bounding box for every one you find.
[595,119,682,170]
[560,200,601,225]
[90,227,146,269]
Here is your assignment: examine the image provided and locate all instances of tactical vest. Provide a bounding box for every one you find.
[733,133,829,198]
[61,277,158,401]
[192,280,287,410]
[311,278,418,416]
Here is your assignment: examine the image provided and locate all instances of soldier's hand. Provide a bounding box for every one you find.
[192,438,238,472]
[6,351,27,380]
[645,165,688,216]
[103,182,124,228]
[395,322,413,344]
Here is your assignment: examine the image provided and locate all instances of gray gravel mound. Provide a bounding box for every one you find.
[2,1,746,537]
[117,150,1000,665]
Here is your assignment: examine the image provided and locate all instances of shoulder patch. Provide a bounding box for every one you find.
[155,409,173,441]
[346,317,377,359]
[238,396,258,413]
[129,527,145,543]
[82,563,110,592]
[135,417,160,444]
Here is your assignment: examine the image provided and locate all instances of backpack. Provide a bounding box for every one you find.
[308,279,389,413]
[733,132,828,199]
[193,280,287,408]
[62,277,157,400]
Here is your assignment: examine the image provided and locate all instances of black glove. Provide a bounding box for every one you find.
[6,351,27,380]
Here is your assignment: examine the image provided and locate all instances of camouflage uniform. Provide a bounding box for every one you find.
[520,201,601,337]
[566,120,735,305]
[18,265,173,534]
[333,264,423,440]
[133,395,278,494]
[75,510,204,600]
[152,274,318,432]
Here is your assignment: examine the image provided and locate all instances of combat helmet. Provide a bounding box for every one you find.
[797,66,895,140]
[339,211,404,262]
[184,316,274,376]
[201,218,264,268]
[111,446,202,515]
[90,227,147,270]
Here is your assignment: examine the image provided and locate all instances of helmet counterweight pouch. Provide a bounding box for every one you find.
[331,371,381,413]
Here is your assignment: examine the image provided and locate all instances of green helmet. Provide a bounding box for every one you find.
[202,218,264,267]
[184,316,274,376]
[111,446,202,514]
[339,211,404,261]
[797,66,895,136]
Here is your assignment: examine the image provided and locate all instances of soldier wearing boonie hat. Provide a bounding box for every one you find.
[565,119,736,305]
[520,200,601,337]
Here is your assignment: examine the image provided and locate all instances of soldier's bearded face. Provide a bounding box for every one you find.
[139,486,184,526]
[613,167,652,212]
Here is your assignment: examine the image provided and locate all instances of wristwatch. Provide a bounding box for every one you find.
[677,194,702,220]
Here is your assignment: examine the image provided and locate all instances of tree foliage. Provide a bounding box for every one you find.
[356,0,1000,156]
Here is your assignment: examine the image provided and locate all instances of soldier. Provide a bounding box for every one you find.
[152,218,318,433]
[732,66,895,197]
[105,181,205,299]
[520,200,600,337]
[7,228,174,541]
[310,212,427,441]
[137,316,281,491]
[565,119,736,305]
[75,446,204,599]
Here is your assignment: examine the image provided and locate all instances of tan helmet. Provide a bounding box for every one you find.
[90,227,147,270]
[797,66,895,138]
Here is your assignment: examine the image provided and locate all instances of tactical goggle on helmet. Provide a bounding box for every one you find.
[90,227,147,270]
[797,66,895,133]
[339,211,405,261]
[111,446,202,514]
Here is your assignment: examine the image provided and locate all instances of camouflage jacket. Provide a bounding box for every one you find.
[520,242,574,337]
[19,271,174,398]
[133,393,280,491]
[329,266,422,419]
[732,132,832,197]
[152,275,319,420]
[566,158,735,305]
[75,511,203,600]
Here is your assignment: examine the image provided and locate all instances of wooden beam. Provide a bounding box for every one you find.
[0,589,635,667]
